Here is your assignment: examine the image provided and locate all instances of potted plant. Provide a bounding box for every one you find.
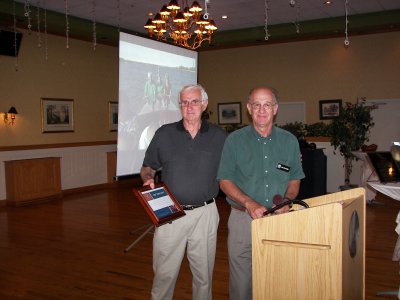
[304,122,331,137]
[278,121,306,139]
[329,98,376,189]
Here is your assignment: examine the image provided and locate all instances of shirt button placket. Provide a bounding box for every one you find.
[263,139,269,205]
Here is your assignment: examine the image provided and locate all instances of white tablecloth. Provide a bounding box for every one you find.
[368,181,400,296]
[394,212,400,261]
[368,182,400,263]
[352,151,378,201]
[368,182,400,201]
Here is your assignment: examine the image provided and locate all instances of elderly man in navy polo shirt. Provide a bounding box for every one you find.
[140,84,227,300]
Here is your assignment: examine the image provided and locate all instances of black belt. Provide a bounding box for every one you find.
[181,199,215,210]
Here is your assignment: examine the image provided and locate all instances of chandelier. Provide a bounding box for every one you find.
[144,0,217,50]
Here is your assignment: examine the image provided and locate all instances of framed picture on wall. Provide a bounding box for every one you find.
[41,98,74,133]
[218,102,242,125]
[319,99,342,120]
[109,101,118,132]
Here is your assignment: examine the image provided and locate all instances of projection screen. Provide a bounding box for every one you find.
[117,32,198,178]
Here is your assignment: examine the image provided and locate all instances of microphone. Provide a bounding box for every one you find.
[273,194,284,206]
[263,195,309,216]
[266,194,286,216]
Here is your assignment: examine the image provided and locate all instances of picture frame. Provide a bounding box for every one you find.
[133,183,186,226]
[109,101,118,132]
[218,102,242,125]
[319,99,342,120]
[41,98,74,133]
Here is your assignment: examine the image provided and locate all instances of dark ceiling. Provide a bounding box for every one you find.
[0,1,400,50]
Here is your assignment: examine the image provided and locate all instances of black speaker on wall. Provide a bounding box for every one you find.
[0,29,23,57]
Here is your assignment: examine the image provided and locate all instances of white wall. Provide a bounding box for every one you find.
[366,99,400,151]
[314,142,362,193]
[0,144,116,201]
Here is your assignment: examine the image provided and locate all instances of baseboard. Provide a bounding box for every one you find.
[0,179,143,205]
[62,179,141,195]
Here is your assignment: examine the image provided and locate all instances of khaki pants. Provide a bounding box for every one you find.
[151,201,219,300]
[227,208,253,300]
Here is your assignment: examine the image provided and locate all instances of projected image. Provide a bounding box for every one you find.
[117,33,198,177]
[142,70,174,112]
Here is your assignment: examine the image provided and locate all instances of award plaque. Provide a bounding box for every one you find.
[133,183,186,226]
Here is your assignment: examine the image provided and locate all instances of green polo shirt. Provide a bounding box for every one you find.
[217,125,305,209]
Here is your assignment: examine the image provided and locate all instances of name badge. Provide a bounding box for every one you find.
[276,163,290,172]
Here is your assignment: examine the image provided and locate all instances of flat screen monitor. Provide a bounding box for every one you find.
[0,30,22,57]
[367,151,400,183]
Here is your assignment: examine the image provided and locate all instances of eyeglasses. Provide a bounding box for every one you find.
[250,102,276,110]
[179,99,203,107]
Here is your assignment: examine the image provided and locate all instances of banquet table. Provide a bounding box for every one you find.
[352,151,378,202]
[368,181,400,297]
[368,182,400,202]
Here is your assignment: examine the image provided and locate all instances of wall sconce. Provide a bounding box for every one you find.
[3,107,18,125]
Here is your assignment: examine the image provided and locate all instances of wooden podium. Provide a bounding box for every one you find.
[252,188,365,300]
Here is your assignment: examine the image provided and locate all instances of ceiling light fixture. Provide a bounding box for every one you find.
[344,0,350,47]
[144,0,217,50]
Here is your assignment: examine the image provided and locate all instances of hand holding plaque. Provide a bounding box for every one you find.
[133,183,186,226]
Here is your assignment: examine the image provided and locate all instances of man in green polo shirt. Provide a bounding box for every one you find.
[217,86,305,300]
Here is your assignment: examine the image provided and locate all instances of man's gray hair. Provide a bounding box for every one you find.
[247,87,279,104]
[180,84,208,102]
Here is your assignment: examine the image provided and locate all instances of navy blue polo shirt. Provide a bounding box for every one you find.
[143,120,227,205]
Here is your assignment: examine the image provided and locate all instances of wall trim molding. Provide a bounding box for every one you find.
[62,183,115,196]
[63,178,141,196]
[0,180,141,205]
[0,143,117,201]
[0,141,117,152]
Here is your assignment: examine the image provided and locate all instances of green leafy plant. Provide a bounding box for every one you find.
[223,124,246,133]
[278,121,330,138]
[305,122,330,137]
[278,122,306,138]
[329,98,376,185]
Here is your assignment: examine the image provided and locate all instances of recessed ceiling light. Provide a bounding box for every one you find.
[324,0,332,4]
[221,15,228,19]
